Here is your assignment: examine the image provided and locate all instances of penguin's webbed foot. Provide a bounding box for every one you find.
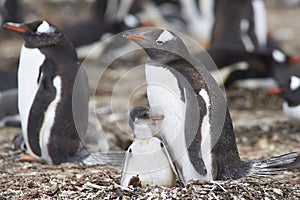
[15,154,40,163]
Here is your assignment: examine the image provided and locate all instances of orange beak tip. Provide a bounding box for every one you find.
[289,56,300,64]
[3,23,28,33]
[267,88,282,95]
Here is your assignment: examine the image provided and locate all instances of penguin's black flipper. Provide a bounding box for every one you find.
[250,152,299,176]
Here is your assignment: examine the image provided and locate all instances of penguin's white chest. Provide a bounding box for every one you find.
[145,64,186,151]
[18,45,45,157]
[145,64,213,182]
[283,102,300,124]
[121,137,175,187]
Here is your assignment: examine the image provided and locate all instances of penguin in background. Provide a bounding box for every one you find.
[121,106,177,188]
[3,20,90,164]
[124,28,299,185]
[204,0,279,88]
[211,0,267,51]
[267,50,300,125]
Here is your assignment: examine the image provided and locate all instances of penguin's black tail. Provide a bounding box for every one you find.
[249,152,299,176]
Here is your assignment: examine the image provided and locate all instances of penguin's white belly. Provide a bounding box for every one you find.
[145,64,185,152]
[283,102,300,124]
[145,64,205,182]
[121,138,175,187]
[18,45,45,157]
[146,65,184,143]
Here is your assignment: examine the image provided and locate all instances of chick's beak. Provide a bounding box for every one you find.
[150,114,164,121]
[3,22,29,33]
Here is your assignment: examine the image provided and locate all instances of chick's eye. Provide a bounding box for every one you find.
[156,40,164,45]
[142,112,148,117]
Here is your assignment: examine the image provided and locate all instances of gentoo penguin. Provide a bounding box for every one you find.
[124,28,299,185]
[121,106,176,188]
[0,0,23,25]
[204,0,275,88]
[268,52,300,124]
[3,20,89,164]
[211,0,267,51]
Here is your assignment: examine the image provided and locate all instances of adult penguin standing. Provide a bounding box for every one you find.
[3,20,89,164]
[124,28,298,185]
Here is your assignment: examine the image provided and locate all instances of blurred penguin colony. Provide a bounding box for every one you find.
[0,0,300,126]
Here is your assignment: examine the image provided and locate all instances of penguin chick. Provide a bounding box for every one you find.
[124,28,299,185]
[3,20,89,164]
[121,106,177,188]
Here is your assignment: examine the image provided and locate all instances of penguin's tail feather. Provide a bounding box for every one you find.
[82,151,125,167]
[250,152,299,176]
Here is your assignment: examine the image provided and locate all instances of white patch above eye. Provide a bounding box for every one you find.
[156,30,174,45]
[240,19,250,32]
[124,14,139,28]
[37,21,55,33]
[272,49,286,63]
[290,76,300,91]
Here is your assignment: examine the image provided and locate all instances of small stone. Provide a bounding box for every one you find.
[273,188,283,196]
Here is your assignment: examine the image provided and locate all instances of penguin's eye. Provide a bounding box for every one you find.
[142,112,148,118]
[156,40,165,46]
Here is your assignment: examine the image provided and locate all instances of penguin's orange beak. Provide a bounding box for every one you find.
[123,33,145,42]
[268,87,282,95]
[3,23,29,33]
[289,55,300,64]
[150,114,164,121]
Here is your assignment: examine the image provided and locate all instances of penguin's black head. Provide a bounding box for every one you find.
[123,28,189,63]
[269,75,300,106]
[128,106,164,130]
[3,20,62,48]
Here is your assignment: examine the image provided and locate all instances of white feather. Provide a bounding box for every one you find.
[121,137,176,187]
[283,102,300,124]
[290,76,300,91]
[39,76,62,163]
[240,19,255,52]
[252,0,267,47]
[179,0,214,40]
[37,21,54,33]
[18,45,45,157]
[124,14,139,28]
[145,64,209,184]
[199,89,212,180]
[272,50,286,63]
[156,30,174,44]
[133,123,153,139]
